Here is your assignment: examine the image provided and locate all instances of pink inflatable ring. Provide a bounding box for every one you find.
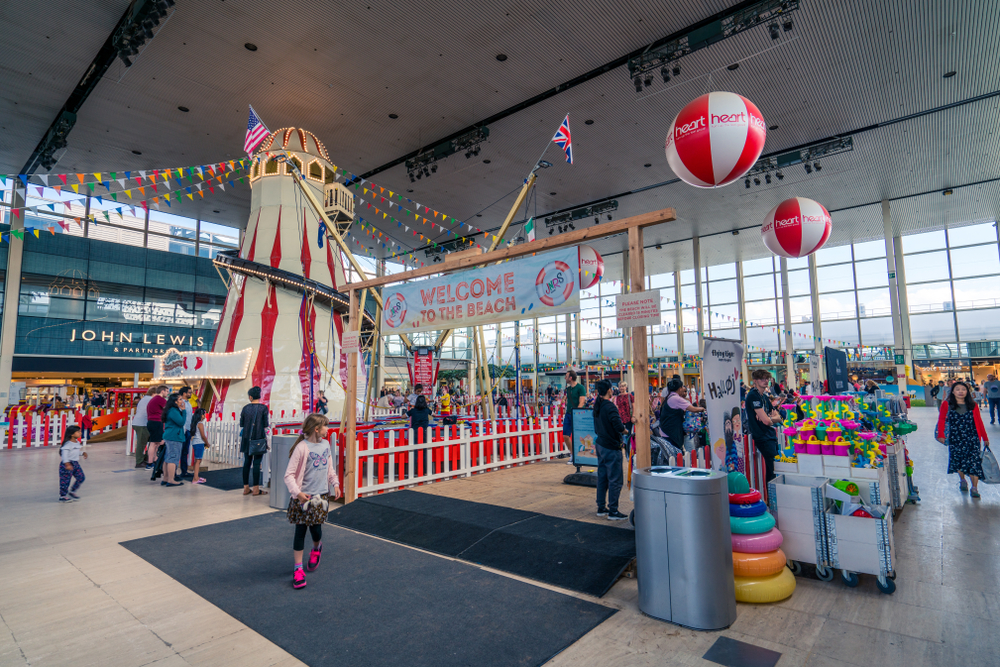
[731,527,784,553]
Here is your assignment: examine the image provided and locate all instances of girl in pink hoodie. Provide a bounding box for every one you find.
[283,413,342,589]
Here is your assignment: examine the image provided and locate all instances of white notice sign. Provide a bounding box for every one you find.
[342,331,360,354]
[615,289,662,328]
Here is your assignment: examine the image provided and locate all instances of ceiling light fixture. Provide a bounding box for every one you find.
[585,119,594,125]
[765,173,772,184]
[245,43,257,51]
[634,76,643,93]
[768,23,780,39]
[943,188,954,196]
[496,54,507,61]
[745,178,751,189]
[813,161,822,171]
[672,65,680,77]
[388,113,398,119]
[177,106,189,112]
[768,124,778,130]
[643,74,653,88]
[644,163,652,168]
[943,71,956,78]
[753,177,761,186]
[132,150,142,155]
[213,209,220,213]
[655,244,662,250]
[776,170,784,180]
[804,163,812,174]
[660,67,670,83]
[782,19,793,32]
[727,63,739,71]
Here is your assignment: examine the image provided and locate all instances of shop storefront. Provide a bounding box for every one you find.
[6,231,224,403]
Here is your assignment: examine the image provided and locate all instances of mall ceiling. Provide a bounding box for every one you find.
[3,0,999,276]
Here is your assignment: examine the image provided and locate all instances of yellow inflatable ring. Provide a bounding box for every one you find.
[733,567,796,603]
[732,549,787,577]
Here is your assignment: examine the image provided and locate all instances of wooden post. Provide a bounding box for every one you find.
[629,227,651,470]
[345,288,359,504]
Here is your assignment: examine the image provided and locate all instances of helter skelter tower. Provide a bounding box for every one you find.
[208,128,364,420]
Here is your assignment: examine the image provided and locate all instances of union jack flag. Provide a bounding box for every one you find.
[551,114,573,164]
[244,105,270,155]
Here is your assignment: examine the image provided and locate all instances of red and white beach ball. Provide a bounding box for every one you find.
[578,245,604,289]
[664,92,767,188]
[761,197,833,258]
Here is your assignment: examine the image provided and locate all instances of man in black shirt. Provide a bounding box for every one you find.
[745,369,782,482]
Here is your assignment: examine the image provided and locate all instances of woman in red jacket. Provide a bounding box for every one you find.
[936,381,989,498]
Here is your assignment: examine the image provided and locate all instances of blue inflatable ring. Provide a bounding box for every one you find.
[730,512,776,535]
[729,500,768,517]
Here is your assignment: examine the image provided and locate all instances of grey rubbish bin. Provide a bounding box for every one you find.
[269,435,299,511]
[633,466,736,630]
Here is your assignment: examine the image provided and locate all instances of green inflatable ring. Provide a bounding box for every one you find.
[727,471,750,494]
[730,512,776,535]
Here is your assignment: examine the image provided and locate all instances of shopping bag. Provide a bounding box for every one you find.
[981,445,1000,485]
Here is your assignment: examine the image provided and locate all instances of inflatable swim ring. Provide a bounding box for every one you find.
[733,567,796,603]
[730,512,776,535]
[731,527,783,553]
[728,489,761,504]
[732,549,787,577]
[729,500,768,517]
[728,472,750,494]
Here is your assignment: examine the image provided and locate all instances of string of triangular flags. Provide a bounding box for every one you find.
[303,157,509,249]
[1,162,250,227]
[596,279,863,349]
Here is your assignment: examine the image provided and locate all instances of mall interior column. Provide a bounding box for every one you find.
[693,237,705,360]
[808,253,825,382]
[0,184,26,411]
[629,226,651,469]
[892,235,914,377]
[674,271,685,385]
[621,249,631,385]
[736,260,749,382]
[779,258,795,387]
[532,318,540,408]
[575,313,582,369]
[882,200,907,381]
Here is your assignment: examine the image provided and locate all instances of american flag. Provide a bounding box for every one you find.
[551,114,573,164]
[244,105,270,155]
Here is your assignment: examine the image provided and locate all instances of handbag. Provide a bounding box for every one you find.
[246,405,269,456]
[981,445,1000,485]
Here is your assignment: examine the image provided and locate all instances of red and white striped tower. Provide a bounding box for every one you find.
[209,128,356,420]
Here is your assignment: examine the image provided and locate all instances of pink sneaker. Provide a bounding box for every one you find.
[306,543,322,572]
[292,567,306,589]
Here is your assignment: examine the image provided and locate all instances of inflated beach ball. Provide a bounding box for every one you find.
[578,245,604,289]
[665,92,767,188]
[761,197,833,258]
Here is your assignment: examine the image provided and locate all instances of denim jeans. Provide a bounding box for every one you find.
[596,443,624,513]
[989,398,1000,423]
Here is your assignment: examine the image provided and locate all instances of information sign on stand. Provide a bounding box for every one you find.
[342,331,360,355]
[571,409,598,467]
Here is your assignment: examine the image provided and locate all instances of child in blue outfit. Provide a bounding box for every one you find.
[59,425,87,502]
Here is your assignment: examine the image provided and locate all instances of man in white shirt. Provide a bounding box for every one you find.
[132,388,155,468]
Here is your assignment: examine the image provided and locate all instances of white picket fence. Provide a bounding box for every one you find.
[0,408,130,450]
[351,417,567,497]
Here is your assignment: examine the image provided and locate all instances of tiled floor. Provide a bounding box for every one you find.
[1,407,998,666]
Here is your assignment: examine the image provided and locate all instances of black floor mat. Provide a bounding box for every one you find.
[328,490,636,597]
[122,513,614,667]
[198,466,244,491]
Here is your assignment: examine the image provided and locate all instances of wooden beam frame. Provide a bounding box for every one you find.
[348,207,676,292]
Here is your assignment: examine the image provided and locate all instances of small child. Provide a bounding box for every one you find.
[59,425,87,502]
[80,412,93,441]
[190,408,209,484]
[283,413,342,589]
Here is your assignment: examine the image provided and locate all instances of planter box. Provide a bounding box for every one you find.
[768,474,828,566]
[774,460,798,474]
[823,454,851,469]
[824,500,894,578]
[797,453,824,476]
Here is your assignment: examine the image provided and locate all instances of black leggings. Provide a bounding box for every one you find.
[242,453,263,486]
[293,524,323,551]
